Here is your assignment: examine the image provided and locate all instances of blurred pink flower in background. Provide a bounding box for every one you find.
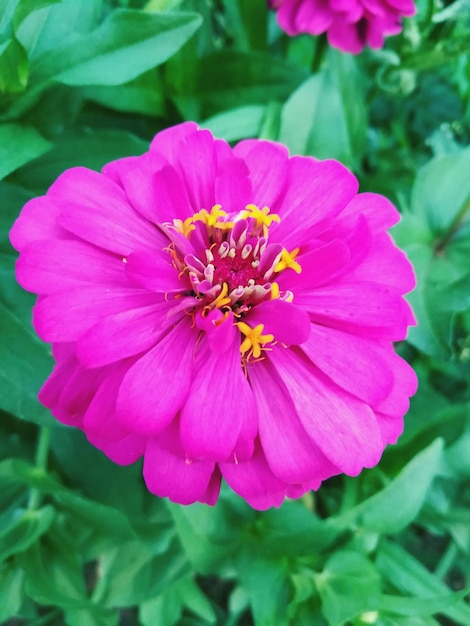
[269,0,416,54]
[10,122,417,509]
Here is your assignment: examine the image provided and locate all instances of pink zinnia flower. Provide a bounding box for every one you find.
[269,0,416,54]
[10,122,417,510]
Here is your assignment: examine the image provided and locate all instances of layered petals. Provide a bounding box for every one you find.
[11,122,416,510]
[270,0,416,54]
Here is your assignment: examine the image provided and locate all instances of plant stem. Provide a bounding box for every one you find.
[435,540,459,580]
[435,193,470,254]
[28,426,51,510]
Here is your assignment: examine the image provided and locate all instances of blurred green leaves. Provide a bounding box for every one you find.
[1,0,470,625]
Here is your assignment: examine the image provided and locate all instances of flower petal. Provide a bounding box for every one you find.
[117,318,197,436]
[302,324,394,405]
[180,339,257,461]
[144,430,218,505]
[245,298,311,346]
[249,359,339,484]
[16,239,128,295]
[76,302,181,368]
[125,250,185,293]
[221,445,288,510]
[33,287,161,342]
[269,347,384,475]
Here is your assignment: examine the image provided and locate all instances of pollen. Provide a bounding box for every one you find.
[237,322,275,360]
[274,247,302,274]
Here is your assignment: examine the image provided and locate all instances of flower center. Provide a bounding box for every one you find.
[164,204,301,360]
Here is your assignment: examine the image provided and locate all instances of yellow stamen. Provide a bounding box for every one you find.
[193,204,232,230]
[270,282,280,299]
[237,322,274,360]
[173,217,195,238]
[211,282,231,310]
[274,247,302,274]
[242,204,280,234]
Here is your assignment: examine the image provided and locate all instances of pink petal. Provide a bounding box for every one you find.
[270,158,358,248]
[215,156,253,213]
[10,196,68,251]
[110,152,169,223]
[144,431,218,505]
[180,339,257,461]
[342,192,400,234]
[52,167,163,256]
[295,281,411,340]
[269,347,384,475]
[277,239,351,291]
[82,365,133,441]
[232,140,289,209]
[173,128,218,214]
[249,359,339,484]
[33,287,161,342]
[220,445,288,510]
[244,299,311,346]
[117,318,197,436]
[76,302,181,368]
[39,357,100,427]
[16,239,128,295]
[302,324,394,405]
[374,351,418,417]
[125,250,185,293]
[150,121,200,159]
[348,233,416,294]
[88,432,146,466]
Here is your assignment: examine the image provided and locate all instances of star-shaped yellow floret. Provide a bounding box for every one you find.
[237,322,274,360]
[242,204,280,233]
[274,247,302,274]
[193,204,232,229]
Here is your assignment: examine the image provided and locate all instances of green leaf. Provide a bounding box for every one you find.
[411,148,470,236]
[201,104,266,142]
[279,49,366,169]
[31,9,202,87]
[168,500,240,573]
[13,128,148,192]
[257,502,341,557]
[316,551,381,626]
[0,123,51,179]
[0,38,28,93]
[381,590,469,618]
[17,519,87,608]
[92,538,190,607]
[185,50,307,118]
[139,576,215,626]
[0,0,21,37]
[377,540,470,625]
[52,491,136,541]
[65,606,119,626]
[339,438,444,533]
[0,562,24,622]
[0,292,55,426]
[15,0,100,59]
[0,182,32,252]
[0,505,55,561]
[82,70,165,117]
[12,0,62,33]
[237,551,290,626]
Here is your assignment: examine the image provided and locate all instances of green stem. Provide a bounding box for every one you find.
[435,193,470,254]
[28,426,51,510]
[434,540,459,580]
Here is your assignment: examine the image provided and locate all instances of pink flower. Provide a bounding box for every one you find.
[269,0,416,54]
[10,122,417,510]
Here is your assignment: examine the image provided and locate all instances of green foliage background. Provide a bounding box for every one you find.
[0,0,469,624]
